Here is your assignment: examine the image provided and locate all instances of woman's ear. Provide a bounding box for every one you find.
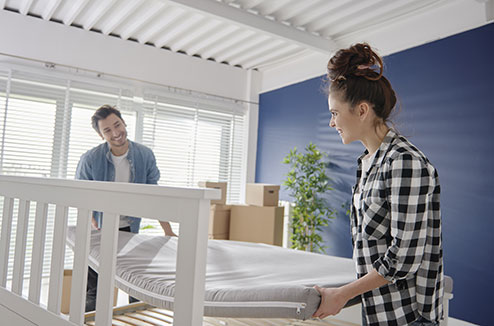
[358,102,371,121]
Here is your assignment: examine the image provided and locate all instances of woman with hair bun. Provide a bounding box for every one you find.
[312,43,444,326]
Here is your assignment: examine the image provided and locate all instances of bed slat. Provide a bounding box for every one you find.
[48,205,69,314]
[28,201,48,304]
[12,199,30,295]
[0,196,14,287]
[69,208,92,324]
[95,212,119,326]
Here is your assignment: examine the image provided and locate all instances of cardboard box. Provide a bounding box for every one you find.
[61,269,118,314]
[208,233,229,240]
[198,181,227,205]
[209,204,231,237]
[245,183,280,206]
[230,205,284,246]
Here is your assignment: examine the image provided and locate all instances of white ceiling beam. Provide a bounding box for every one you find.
[100,0,144,35]
[324,0,416,37]
[274,0,321,22]
[82,0,119,31]
[163,0,337,54]
[289,0,349,27]
[255,0,287,16]
[41,0,62,20]
[238,0,264,11]
[0,0,6,10]
[63,0,90,25]
[19,0,34,15]
[119,2,166,40]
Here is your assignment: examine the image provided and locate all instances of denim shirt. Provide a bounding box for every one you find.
[75,140,160,233]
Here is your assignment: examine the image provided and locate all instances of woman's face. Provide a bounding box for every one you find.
[328,93,361,144]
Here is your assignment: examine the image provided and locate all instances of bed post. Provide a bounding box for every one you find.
[94,212,120,326]
[173,198,210,326]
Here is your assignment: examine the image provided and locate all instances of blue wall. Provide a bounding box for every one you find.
[256,23,494,325]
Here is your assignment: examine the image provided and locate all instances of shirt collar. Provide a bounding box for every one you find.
[357,128,398,168]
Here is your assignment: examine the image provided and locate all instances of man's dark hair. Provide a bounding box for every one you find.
[91,105,125,134]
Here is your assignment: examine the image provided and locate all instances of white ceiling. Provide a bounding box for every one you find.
[1,0,493,91]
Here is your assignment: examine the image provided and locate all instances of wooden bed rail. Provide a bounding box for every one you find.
[0,175,220,326]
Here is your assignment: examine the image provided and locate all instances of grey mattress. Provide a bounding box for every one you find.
[66,228,452,320]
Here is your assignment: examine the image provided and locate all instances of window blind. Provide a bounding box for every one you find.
[0,64,248,279]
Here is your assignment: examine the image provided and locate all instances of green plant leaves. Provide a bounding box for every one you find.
[282,143,335,253]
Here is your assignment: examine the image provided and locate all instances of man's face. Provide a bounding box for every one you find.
[97,113,128,149]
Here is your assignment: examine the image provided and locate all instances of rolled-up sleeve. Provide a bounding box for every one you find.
[147,151,160,185]
[75,153,92,180]
[373,153,433,282]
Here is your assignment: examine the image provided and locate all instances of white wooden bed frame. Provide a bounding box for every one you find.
[0,175,220,326]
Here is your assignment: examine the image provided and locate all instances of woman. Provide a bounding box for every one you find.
[313,43,443,326]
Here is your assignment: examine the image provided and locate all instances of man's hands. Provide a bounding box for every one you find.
[312,286,349,319]
[160,221,178,237]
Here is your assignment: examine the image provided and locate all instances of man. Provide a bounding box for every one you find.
[75,104,175,312]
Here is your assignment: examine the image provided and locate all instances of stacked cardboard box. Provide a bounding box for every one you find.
[61,269,118,314]
[198,181,231,240]
[230,183,284,246]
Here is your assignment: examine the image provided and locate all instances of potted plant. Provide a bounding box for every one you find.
[282,143,335,253]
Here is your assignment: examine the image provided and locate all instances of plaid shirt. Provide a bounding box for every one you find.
[351,129,443,326]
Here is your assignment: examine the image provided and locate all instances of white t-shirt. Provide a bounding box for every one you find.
[352,150,377,259]
[111,150,132,228]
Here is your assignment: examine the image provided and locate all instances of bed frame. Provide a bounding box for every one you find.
[0,175,454,326]
[0,175,220,326]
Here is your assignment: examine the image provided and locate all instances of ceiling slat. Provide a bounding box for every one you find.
[41,0,62,20]
[100,0,145,35]
[119,2,166,40]
[82,0,119,31]
[199,29,255,61]
[136,6,184,45]
[154,13,204,48]
[228,39,285,67]
[19,0,34,15]
[242,44,301,69]
[185,24,239,56]
[170,19,222,52]
[214,34,270,64]
[62,0,90,26]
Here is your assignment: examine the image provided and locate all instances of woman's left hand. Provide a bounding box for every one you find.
[312,286,348,319]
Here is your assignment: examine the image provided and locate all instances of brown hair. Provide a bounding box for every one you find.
[327,43,396,123]
[91,105,125,134]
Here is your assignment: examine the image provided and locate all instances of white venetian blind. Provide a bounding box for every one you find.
[141,91,246,203]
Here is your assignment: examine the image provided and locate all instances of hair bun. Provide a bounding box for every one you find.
[327,43,383,81]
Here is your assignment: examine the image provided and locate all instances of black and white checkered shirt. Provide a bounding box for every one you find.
[351,129,443,326]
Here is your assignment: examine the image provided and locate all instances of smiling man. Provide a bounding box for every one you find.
[75,104,175,311]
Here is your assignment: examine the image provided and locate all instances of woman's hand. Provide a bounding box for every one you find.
[312,286,348,319]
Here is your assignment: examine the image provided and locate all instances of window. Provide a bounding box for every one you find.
[0,65,247,279]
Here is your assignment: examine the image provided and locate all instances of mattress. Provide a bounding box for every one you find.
[67,227,358,320]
